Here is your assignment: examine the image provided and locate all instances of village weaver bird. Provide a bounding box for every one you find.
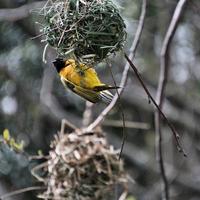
[52,58,119,104]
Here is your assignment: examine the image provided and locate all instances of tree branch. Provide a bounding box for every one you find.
[82,101,93,127]
[0,1,45,22]
[86,0,147,132]
[124,53,186,157]
[102,119,150,129]
[155,0,188,199]
[0,186,46,200]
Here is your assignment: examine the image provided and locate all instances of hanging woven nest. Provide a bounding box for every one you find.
[40,0,126,64]
[33,127,128,200]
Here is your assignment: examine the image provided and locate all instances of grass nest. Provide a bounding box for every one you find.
[40,0,126,64]
[33,125,128,200]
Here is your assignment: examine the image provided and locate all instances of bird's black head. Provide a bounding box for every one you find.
[52,58,65,72]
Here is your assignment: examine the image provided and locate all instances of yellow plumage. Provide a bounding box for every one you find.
[53,58,118,103]
[59,59,105,89]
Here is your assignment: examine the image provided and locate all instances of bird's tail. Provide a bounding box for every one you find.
[99,90,114,104]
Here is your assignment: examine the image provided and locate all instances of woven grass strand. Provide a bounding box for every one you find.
[39,0,126,64]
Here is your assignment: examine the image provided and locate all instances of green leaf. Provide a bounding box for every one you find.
[2,129,24,152]
[3,129,10,142]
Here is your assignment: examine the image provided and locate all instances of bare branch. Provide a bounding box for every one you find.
[86,0,147,132]
[82,101,94,127]
[124,53,186,157]
[155,0,188,199]
[0,186,46,200]
[102,119,150,130]
[61,119,77,133]
[156,0,188,106]
[106,60,126,159]
[31,162,48,183]
[0,1,45,22]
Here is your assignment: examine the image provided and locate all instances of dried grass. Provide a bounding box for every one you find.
[33,126,128,200]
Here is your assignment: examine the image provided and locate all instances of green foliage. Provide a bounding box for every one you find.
[2,129,24,152]
[0,129,31,187]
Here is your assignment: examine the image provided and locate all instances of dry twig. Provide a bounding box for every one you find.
[36,125,127,200]
[124,53,186,157]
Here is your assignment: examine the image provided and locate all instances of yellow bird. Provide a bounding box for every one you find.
[52,58,118,103]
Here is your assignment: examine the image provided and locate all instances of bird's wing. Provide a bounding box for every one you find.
[60,77,100,103]
[93,85,120,92]
[61,77,114,104]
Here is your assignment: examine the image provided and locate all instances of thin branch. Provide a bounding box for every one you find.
[0,1,45,22]
[82,101,94,127]
[107,61,126,159]
[102,119,150,129]
[156,0,188,108]
[86,0,147,133]
[124,53,186,157]
[60,118,77,133]
[155,0,188,199]
[31,162,48,183]
[0,186,46,200]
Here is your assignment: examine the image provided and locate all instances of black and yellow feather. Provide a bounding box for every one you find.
[53,58,118,104]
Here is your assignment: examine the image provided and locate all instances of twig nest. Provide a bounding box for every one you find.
[41,0,126,64]
[37,130,127,200]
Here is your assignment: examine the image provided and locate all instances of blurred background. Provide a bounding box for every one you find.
[0,0,200,199]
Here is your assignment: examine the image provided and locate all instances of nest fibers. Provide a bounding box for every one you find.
[35,129,128,200]
[40,0,126,64]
